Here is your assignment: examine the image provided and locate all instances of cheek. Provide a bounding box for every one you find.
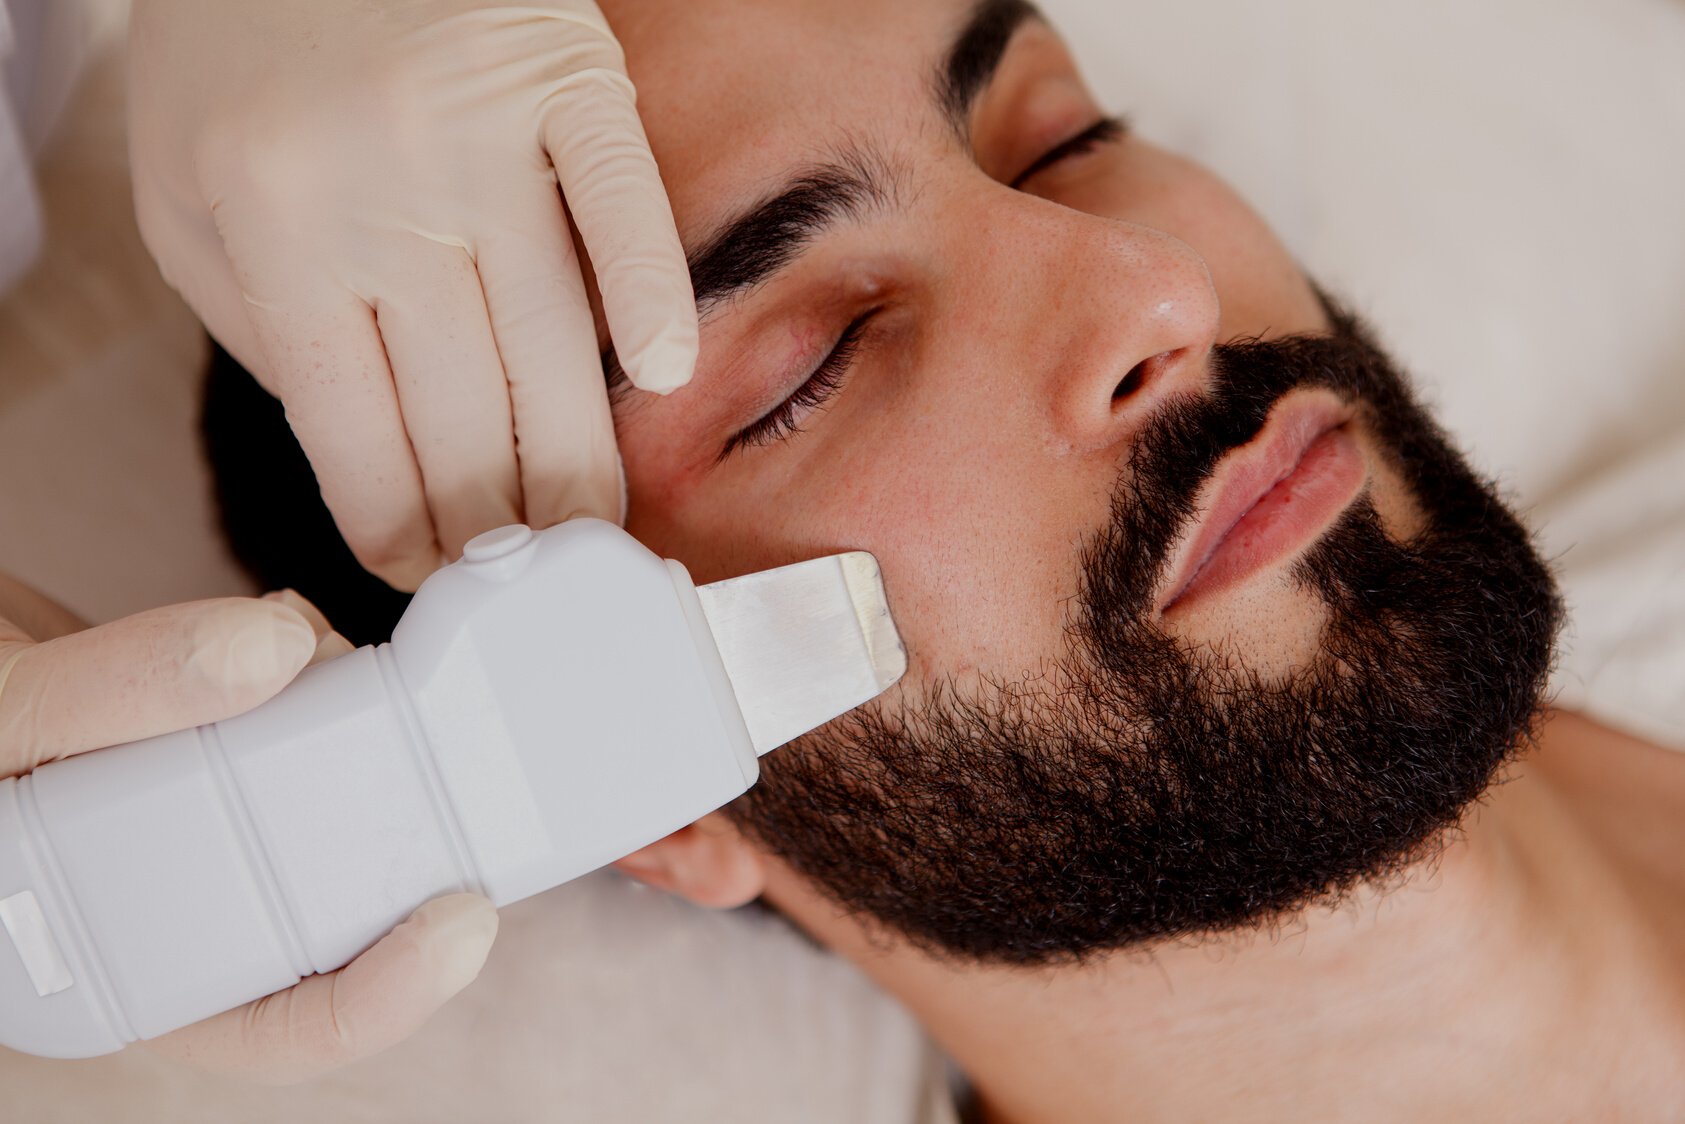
[818,431,1086,682]
[624,409,1103,687]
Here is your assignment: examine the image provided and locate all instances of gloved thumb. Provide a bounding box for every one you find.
[0,598,317,776]
[144,893,500,1084]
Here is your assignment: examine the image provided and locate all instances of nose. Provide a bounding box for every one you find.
[1021,210,1220,454]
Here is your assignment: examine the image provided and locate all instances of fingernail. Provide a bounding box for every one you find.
[312,631,356,664]
[411,894,499,997]
[194,601,316,691]
[263,589,330,636]
[627,334,696,395]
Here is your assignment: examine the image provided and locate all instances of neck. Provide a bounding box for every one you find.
[765,710,1685,1122]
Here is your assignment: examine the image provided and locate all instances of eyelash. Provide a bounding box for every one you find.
[1010,115,1128,188]
[723,311,874,456]
[724,115,1128,457]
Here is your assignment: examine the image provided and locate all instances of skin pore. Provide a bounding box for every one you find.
[574,0,1685,1117]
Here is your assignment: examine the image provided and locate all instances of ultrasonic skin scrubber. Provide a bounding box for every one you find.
[0,519,906,1058]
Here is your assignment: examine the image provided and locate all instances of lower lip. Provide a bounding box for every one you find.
[1170,427,1366,610]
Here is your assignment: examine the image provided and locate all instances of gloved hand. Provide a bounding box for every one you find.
[0,581,498,1084]
[128,0,698,591]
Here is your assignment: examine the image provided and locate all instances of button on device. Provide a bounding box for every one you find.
[459,524,538,583]
[463,524,534,563]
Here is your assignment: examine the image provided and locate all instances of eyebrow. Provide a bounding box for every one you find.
[686,143,898,314]
[937,0,1041,136]
[603,0,1041,392]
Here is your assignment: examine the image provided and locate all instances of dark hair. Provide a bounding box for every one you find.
[201,341,411,646]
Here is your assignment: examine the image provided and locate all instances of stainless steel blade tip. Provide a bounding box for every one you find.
[696,551,907,756]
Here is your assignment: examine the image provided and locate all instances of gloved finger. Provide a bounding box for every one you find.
[478,216,622,528]
[143,893,498,1086]
[130,177,266,375]
[541,69,698,395]
[377,245,523,559]
[245,295,442,591]
[0,599,315,776]
[262,590,355,665]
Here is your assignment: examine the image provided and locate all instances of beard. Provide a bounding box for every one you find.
[725,294,1564,966]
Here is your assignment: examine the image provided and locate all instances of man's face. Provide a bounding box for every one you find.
[602,0,1560,961]
[607,0,1338,661]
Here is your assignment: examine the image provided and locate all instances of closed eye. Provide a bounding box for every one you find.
[1011,114,1129,188]
[720,115,1129,459]
[722,311,875,458]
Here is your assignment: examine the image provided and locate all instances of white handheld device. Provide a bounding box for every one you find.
[0,519,904,1059]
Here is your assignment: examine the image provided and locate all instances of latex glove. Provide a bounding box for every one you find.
[128,0,698,591]
[0,583,498,1084]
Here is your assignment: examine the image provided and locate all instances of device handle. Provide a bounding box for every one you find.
[0,644,474,1058]
[0,520,762,1060]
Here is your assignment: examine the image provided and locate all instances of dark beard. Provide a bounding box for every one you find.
[725,297,1563,965]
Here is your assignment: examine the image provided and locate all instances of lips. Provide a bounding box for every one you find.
[1157,395,1366,614]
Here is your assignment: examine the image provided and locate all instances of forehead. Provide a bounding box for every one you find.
[605,0,981,242]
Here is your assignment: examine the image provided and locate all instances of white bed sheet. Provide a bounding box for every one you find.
[0,0,1681,1119]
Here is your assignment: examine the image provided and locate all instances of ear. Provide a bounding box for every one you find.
[612,811,767,909]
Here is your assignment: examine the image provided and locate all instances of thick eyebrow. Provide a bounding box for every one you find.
[937,0,1041,136]
[602,0,1039,393]
[603,146,897,394]
[684,0,1040,311]
[685,145,898,313]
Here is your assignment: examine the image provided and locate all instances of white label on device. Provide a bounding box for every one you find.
[0,890,74,997]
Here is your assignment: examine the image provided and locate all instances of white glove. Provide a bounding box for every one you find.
[128,0,698,590]
[0,581,498,1084]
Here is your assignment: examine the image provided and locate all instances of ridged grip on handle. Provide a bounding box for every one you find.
[0,645,474,1058]
[0,520,760,1059]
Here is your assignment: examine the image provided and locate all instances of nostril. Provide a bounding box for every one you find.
[1113,356,1157,401]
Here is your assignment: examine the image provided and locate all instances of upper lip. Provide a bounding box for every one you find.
[1155,393,1354,613]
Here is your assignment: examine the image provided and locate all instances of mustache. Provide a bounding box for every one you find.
[1085,303,1405,618]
